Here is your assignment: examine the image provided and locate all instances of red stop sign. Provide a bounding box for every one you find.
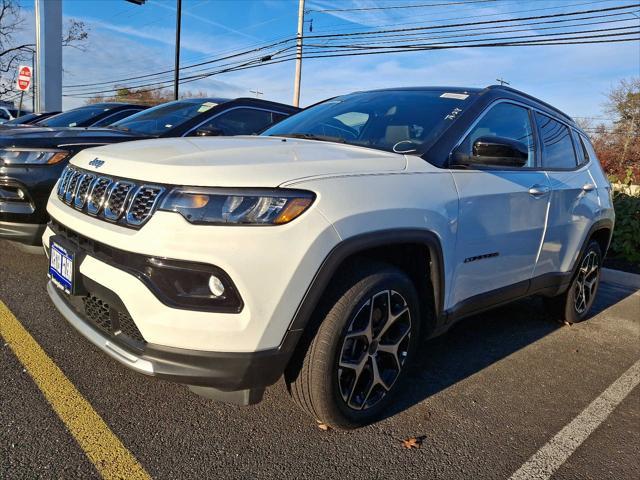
[16,65,32,91]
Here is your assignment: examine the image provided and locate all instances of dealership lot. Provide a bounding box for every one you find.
[1,239,638,479]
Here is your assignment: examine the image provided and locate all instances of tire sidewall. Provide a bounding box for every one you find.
[314,268,421,428]
[565,241,602,323]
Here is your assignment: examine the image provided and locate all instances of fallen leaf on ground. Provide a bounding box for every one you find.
[316,423,330,431]
[401,436,425,449]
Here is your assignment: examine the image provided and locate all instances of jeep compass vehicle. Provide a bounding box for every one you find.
[44,86,614,429]
[1,98,297,246]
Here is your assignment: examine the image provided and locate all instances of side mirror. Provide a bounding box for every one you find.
[195,127,223,137]
[452,136,529,168]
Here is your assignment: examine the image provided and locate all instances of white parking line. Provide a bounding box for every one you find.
[509,359,640,480]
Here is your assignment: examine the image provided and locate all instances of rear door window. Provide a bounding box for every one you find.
[535,113,578,169]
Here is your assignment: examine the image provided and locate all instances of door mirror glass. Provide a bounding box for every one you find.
[454,135,529,167]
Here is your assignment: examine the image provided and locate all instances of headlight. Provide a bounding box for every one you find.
[158,188,315,225]
[0,149,69,165]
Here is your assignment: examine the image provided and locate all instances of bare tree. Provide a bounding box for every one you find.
[0,0,89,100]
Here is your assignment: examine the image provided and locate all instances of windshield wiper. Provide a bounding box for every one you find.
[270,133,346,144]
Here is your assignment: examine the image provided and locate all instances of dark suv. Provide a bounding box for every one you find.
[0,97,299,246]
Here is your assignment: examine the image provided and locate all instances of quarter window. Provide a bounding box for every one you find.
[459,102,536,167]
[535,113,578,169]
[578,133,599,166]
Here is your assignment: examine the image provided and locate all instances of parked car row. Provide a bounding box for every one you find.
[0,97,298,245]
[1,86,614,429]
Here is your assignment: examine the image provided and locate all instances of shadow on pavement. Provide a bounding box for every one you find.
[381,280,639,421]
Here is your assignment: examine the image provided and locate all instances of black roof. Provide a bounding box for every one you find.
[347,85,574,125]
[485,84,575,125]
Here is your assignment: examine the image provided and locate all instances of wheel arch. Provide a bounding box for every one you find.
[568,219,614,282]
[287,229,446,340]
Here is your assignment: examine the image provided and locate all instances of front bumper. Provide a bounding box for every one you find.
[47,281,298,394]
[1,163,65,244]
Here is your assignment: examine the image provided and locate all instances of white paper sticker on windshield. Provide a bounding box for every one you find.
[440,93,469,100]
[197,102,217,113]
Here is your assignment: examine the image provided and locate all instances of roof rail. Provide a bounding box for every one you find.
[486,85,575,124]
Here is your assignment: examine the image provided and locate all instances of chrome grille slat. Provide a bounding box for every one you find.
[56,166,164,229]
[63,170,82,204]
[86,177,113,216]
[73,173,96,209]
[126,185,165,226]
[103,181,135,221]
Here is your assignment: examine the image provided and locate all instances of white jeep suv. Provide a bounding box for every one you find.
[44,86,614,429]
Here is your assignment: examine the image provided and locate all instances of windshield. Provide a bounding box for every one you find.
[4,113,38,125]
[263,90,473,153]
[39,105,116,128]
[111,99,220,136]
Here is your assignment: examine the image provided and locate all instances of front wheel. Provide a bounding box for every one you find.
[286,263,421,429]
[545,240,602,324]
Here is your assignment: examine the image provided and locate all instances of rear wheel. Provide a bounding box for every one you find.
[286,263,421,429]
[545,240,602,324]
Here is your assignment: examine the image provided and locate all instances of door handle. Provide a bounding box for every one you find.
[529,184,550,197]
[582,183,596,192]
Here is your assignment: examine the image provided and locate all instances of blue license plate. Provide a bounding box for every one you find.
[49,242,74,293]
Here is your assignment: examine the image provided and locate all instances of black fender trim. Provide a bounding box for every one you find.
[287,229,446,334]
[443,218,615,324]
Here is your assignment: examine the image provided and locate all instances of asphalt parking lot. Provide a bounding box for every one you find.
[1,239,638,480]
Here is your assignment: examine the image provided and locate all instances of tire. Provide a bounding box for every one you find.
[545,240,602,324]
[285,262,421,429]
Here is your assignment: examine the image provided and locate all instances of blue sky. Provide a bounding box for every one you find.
[14,0,640,120]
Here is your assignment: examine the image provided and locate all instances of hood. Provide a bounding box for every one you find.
[0,127,142,148]
[70,136,407,187]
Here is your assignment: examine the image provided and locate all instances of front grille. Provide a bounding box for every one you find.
[82,294,146,346]
[57,166,165,229]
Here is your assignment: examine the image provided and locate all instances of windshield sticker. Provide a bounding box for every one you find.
[197,102,217,113]
[445,107,463,121]
[440,92,469,100]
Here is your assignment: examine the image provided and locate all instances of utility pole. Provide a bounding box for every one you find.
[174,0,182,100]
[292,0,305,107]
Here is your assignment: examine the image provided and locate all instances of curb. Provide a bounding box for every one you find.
[601,268,640,290]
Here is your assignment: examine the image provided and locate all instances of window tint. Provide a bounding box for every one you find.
[459,102,535,167]
[536,113,577,169]
[4,113,38,125]
[113,100,221,136]
[272,112,288,124]
[92,109,140,127]
[193,108,280,136]
[578,133,599,165]
[0,110,9,120]
[40,105,116,128]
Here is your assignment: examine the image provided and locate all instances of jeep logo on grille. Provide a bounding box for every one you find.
[88,158,105,168]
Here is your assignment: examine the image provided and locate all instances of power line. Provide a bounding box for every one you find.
[309,0,624,33]
[64,33,639,98]
[304,3,640,38]
[64,3,639,94]
[307,0,499,13]
[303,25,640,50]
